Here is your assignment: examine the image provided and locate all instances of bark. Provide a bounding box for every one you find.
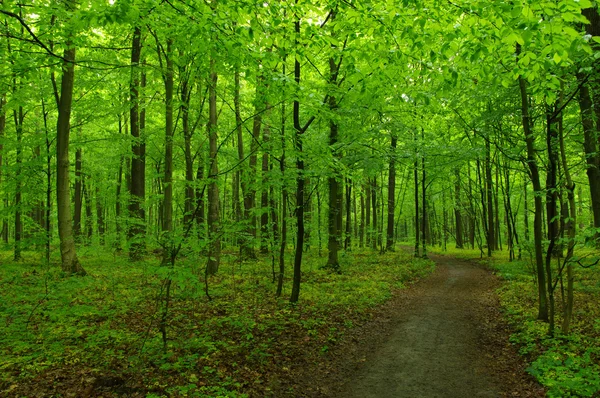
[162,38,174,262]
[0,95,6,243]
[206,61,220,275]
[277,76,287,297]
[545,103,560,335]
[345,179,352,250]
[129,25,146,259]
[577,73,600,233]
[115,115,123,250]
[260,122,270,254]
[386,136,397,251]
[454,168,463,248]
[13,105,23,260]
[96,185,104,244]
[517,43,548,321]
[485,140,494,256]
[56,43,85,274]
[414,153,420,257]
[290,12,315,302]
[83,179,93,242]
[559,93,576,334]
[421,141,427,259]
[366,181,371,247]
[234,69,253,258]
[182,64,194,227]
[372,177,378,251]
[359,190,365,248]
[74,148,83,239]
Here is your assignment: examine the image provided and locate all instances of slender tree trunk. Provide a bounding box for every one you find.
[74,148,83,240]
[386,136,397,251]
[345,179,352,250]
[545,103,560,335]
[366,181,371,247]
[421,141,427,259]
[161,38,174,263]
[518,43,548,321]
[96,185,105,244]
[577,73,600,235]
[13,106,23,260]
[206,60,220,274]
[260,122,271,254]
[359,190,365,248]
[84,179,93,243]
[182,66,194,227]
[559,90,576,334]
[277,68,287,296]
[56,42,85,274]
[129,25,146,259]
[454,168,463,248]
[372,177,378,251]
[290,11,314,302]
[414,153,420,257]
[485,140,494,256]
[0,95,6,244]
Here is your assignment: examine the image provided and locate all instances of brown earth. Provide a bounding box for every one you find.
[282,252,546,398]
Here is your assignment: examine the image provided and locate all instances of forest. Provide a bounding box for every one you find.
[1,0,600,397]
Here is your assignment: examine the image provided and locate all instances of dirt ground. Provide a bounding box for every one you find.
[285,253,546,398]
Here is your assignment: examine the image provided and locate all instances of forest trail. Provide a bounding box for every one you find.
[297,253,545,398]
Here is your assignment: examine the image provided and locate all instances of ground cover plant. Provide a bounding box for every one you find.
[0,247,433,397]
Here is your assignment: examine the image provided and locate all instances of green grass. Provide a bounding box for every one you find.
[0,245,434,397]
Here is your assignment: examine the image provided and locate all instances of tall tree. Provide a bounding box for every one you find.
[56,27,85,274]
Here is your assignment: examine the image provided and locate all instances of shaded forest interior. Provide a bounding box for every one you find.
[1,1,600,397]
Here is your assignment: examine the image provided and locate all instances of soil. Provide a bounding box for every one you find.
[285,252,546,398]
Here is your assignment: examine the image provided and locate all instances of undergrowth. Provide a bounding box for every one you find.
[0,245,433,397]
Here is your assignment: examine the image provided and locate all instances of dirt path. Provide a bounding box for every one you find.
[291,253,545,397]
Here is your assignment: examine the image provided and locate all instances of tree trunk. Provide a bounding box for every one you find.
[56,44,85,274]
[162,38,174,263]
[386,136,397,251]
[260,122,271,254]
[84,179,93,242]
[372,177,378,251]
[96,185,105,244]
[0,95,6,244]
[74,147,83,240]
[366,181,371,247]
[576,73,600,235]
[345,179,352,250]
[182,62,194,228]
[517,43,548,321]
[545,103,560,335]
[129,25,146,259]
[485,140,494,256]
[206,61,220,275]
[13,106,23,260]
[559,91,576,334]
[454,168,463,248]
[414,153,420,257]
[276,72,287,297]
[421,142,427,259]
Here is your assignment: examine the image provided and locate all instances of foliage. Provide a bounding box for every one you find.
[491,253,600,397]
[0,248,434,396]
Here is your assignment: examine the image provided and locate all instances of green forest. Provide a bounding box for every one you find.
[1,0,599,396]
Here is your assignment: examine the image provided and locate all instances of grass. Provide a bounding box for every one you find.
[0,244,434,397]
[428,242,600,398]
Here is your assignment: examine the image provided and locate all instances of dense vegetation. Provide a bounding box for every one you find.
[1,0,599,396]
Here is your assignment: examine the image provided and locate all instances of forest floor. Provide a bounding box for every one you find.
[288,251,546,398]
